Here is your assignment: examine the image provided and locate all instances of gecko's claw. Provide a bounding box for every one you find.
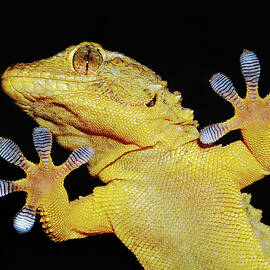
[0,127,95,233]
[200,50,265,144]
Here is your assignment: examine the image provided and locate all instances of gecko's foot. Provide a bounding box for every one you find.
[200,50,270,144]
[0,127,94,233]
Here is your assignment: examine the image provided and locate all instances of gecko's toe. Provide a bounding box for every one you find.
[200,50,265,145]
[13,205,36,233]
[0,127,95,233]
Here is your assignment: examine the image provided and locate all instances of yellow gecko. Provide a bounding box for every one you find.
[1,42,270,269]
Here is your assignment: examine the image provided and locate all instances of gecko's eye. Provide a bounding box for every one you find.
[73,45,103,75]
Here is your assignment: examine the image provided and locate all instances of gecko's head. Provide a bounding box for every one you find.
[1,41,198,173]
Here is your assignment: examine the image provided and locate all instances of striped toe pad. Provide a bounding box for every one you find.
[13,206,36,234]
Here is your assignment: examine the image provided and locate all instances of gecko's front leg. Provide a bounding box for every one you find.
[200,50,270,171]
[0,128,112,240]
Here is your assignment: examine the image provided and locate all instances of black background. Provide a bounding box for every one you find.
[0,5,270,269]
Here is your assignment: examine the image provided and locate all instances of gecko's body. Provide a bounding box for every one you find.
[1,42,270,269]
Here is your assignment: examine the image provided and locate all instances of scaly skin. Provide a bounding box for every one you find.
[1,42,270,269]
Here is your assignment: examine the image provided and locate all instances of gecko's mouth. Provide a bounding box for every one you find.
[1,72,153,113]
[1,66,74,113]
[1,63,56,114]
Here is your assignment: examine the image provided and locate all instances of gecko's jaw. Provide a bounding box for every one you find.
[1,67,38,112]
[2,77,30,112]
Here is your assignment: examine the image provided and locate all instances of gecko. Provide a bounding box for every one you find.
[0,41,270,269]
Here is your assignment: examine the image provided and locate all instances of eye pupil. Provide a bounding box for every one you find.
[73,44,102,75]
[85,50,90,71]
